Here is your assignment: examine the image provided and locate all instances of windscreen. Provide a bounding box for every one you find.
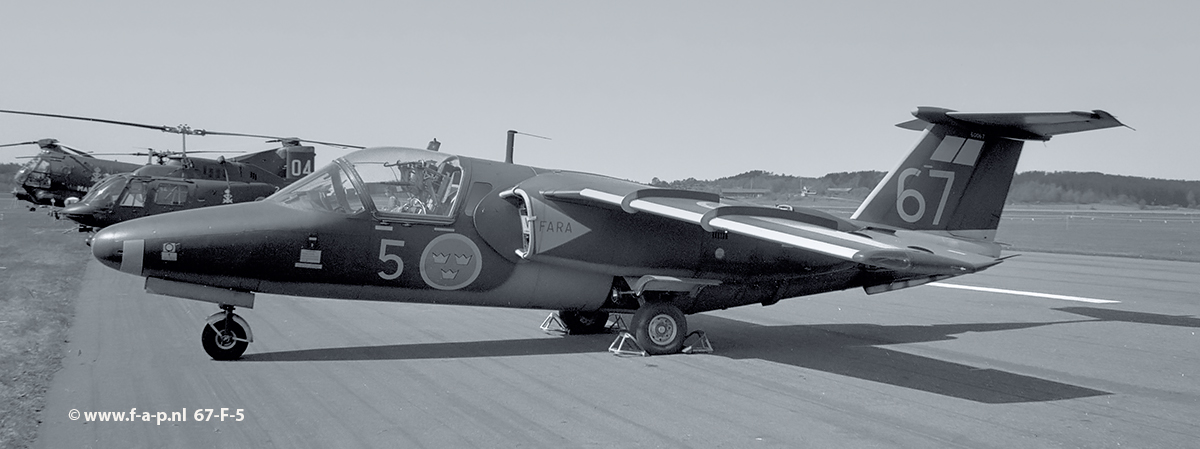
[345,148,464,218]
[80,175,128,209]
[269,163,365,214]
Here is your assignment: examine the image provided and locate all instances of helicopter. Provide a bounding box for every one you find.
[87,106,1127,359]
[61,140,327,231]
[2,138,142,208]
[0,109,362,231]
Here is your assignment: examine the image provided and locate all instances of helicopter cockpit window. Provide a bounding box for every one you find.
[269,164,365,214]
[119,179,147,208]
[17,159,36,172]
[82,175,127,209]
[155,183,188,206]
[19,159,53,188]
[347,150,464,219]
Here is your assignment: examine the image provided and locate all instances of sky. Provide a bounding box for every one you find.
[1,1,1196,183]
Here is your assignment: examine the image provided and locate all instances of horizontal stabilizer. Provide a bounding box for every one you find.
[903,107,1126,141]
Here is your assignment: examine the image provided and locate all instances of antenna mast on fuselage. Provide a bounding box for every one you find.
[505,130,551,163]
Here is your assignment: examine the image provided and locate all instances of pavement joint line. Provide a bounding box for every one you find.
[928,282,1121,304]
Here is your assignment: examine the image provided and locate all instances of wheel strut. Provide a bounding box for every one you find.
[202,304,252,360]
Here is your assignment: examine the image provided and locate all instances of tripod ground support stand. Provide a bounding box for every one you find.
[539,312,568,335]
[681,330,713,354]
[608,332,647,357]
[607,330,713,356]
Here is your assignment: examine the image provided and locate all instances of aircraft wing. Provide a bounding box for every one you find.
[533,174,1001,278]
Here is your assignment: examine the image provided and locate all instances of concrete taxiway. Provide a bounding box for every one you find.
[36,252,1200,448]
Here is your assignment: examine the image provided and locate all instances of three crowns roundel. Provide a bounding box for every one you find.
[420,233,483,290]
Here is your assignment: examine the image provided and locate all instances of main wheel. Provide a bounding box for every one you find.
[559,310,610,334]
[631,302,687,355]
[202,318,249,360]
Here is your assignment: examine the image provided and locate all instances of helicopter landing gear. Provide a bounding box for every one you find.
[202,305,253,360]
[630,302,687,355]
[81,226,95,246]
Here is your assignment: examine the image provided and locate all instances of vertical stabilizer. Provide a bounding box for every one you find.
[852,107,1124,242]
[231,139,316,182]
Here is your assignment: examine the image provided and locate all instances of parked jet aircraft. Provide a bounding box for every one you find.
[89,107,1126,359]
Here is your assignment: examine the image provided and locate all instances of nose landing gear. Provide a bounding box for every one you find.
[202,305,253,360]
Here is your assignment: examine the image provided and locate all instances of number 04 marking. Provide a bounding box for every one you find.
[896,169,956,225]
[378,239,406,280]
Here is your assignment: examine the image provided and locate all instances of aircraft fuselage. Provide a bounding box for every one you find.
[92,149,871,316]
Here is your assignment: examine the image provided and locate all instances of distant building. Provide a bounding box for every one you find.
[720,188,771,198]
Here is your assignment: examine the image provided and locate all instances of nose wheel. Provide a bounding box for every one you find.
[201,305,252,360]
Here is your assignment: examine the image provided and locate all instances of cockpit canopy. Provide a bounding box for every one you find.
[15,158,51,187]
[269,147,466,220]
[77,174,177,210]
[79,174,129,209]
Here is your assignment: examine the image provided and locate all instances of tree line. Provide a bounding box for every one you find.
[0,162,19,191]
[650,170,886,199]
[1009,171,1199,208]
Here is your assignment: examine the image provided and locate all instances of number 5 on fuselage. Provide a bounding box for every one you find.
[378,239,405,280]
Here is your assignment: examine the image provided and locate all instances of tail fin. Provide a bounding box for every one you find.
[231,140,316,182]
[852,107,1125,242]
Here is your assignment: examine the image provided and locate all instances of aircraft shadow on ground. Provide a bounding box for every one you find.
[688,315,1108,404]
[245,314,1109,404]
[241,334,614,362]
[1053,306,1200,328]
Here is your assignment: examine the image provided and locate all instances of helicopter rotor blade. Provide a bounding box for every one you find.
[181,150,247,154]
[0,109,171,132]
[200,130,292,140]
[1,109,281,139]
[264,137,364,149]
[1,109,364,149]
[0,140,43,149]
[57,144,95,158]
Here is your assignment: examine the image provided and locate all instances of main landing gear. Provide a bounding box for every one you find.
[201,305,253,360]
[629,302,688,355]
[550,301,703,356]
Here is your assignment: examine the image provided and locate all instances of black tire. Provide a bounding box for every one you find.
[201,318,249,360]
[559,310,610,334]
[631,302,687,355]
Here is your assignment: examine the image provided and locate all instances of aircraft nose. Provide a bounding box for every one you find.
[91,225,142,274]
[61,203,92,219]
